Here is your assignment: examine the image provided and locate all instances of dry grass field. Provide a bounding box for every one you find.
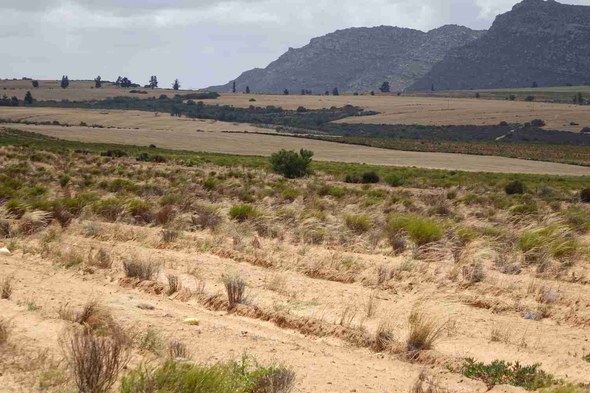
[1,144,590,392]
[3,79,590,132]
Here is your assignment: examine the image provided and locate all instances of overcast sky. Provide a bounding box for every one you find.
[1,0,589,89]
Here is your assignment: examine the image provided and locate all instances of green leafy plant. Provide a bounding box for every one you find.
[462,358,558,390]
[270,149,313,179]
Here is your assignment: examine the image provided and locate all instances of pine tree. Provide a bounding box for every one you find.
[60,75,69,89]
[149,76,158,89]
[115,76,122,87]
[379,81,390,93]
[173,79,180,90]
[94,76,102,88]
[283,89,289,95]
[32,80,39,88]
[245,86,250,94]
[332,87,339,96]
[232,81,236,93]
[24,91,33,105]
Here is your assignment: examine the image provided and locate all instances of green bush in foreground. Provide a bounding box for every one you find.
[462,358,558,391]
[270,149,313,179]
[387,213,444,246]
[121,358,295,393]
[229,204,260,222]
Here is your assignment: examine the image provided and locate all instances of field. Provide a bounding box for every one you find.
[3,79,590,132]
[0,105,589,175]
[1,135,590,392]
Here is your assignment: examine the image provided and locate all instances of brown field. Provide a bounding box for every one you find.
[1,106,589,175]
[1,146,590,392]
[3,79,590,131]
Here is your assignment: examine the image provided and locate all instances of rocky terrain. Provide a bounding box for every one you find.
[209,25,483,94]
[409,0,590,91]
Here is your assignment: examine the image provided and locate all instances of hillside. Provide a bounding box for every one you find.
[409,0,590,91]
[209,25,483,94]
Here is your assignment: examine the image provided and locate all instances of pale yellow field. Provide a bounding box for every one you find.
[2,106,589,176]
[3,79,590,131]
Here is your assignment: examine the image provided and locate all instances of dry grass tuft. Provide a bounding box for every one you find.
[123,259,160,281]
[410,370,449,393]
[19,210,52,235]
[62,328,130,393]
[373,321,395,352]
[87,248,113,269]
[0,318,9,346]
[222,273,247,308]
[161,229,179,243]
[406,308,445,358]
[1,275,14,299]
[168,340,189,359]
[166,274,182,295]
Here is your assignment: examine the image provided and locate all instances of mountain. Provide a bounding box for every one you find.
[409,0,590,91]
[208,25,483,94]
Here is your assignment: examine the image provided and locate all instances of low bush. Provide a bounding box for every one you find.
[345,171,380,184]
[93,199,125,222]
[384,174,406,187]
[387,214,444,246]
[505,180,525,195]
[229,204,259,222]
[461,358,558,390]
[406,308,444,357]
[270,149,313,179]
[121,358,295,393]
[123,259,160,281]
[581,188,590,203]
[345,214,372,234]
[222,273,247,308]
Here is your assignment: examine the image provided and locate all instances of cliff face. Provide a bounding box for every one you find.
[409,0,590,91]
[209,25,483,93]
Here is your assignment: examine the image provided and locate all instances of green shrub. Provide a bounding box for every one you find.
[270,149,313,179]
[229,204,259,222]
[136,152,167,163]
[121,358,295,393]
[93,199,125,221]
[581,188,590,203]
[345,214,372,234]
[107,179,139,194]
[318,185,347,198]
[505,181,525,195]
[461,358,558,390]
[127,200,153,224]
[345,171,380,184]
[384,174,406,187]
[562,207,590,233]
[100,149,128,158]
[387,214,443,246]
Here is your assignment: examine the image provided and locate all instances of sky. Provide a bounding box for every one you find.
[1,0,589,89]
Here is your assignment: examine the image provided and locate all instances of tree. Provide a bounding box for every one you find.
[431,83,435,92]
[301,89,306,95]
[379,81,390,93]
[232,81,236,93]
[325,91,330,96]
[115,76,122,87]
[270,149,313,179]
[173,79,180,90]
[32,80,39,88]
[61,75,70,89]
[370,91,375,96]
[532,81,538,88]
[120,77,132,88]
[332,87,339,96]
[24,91,33,105]
[283,89,289,95]
[94,76,102,88]
[149,76,158,89]
[245,86,250,94]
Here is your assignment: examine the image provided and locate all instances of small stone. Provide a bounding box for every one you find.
[0,247,11,256]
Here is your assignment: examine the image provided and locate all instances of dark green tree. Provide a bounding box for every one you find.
[60,75,69,89]
[283,89,289,95]
[532,81,538,88]
[115,76,122,87]
[120,77,132,88]
[149,76,158,89]
[24,91,33,105]
[32,80,39,88]
[332,87,339,96]
[173,79,180,90]
[270,149,313,179]
[245,86,250,94]
[94,76,102,88]
[379,81,390,93]
[232,81,236,93]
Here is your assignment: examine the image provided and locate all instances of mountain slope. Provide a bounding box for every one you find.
[209,25,483,94]
[409,0,590,91]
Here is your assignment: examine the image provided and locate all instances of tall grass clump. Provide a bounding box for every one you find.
[222,273,247,308]
[123,259,160,281]
[387,214,444,246]
[121,358,295,393]
[1,275,13,299]
[345,214,372,234]
[229,204,260,222]
[406,308,445,358]
[0,318,9,346]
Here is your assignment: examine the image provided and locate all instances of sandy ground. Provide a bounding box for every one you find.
[7,123,590,176]
[1,220,590,392]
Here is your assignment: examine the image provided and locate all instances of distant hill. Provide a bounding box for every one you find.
[208,25,483,94]
[409,0,590,91]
